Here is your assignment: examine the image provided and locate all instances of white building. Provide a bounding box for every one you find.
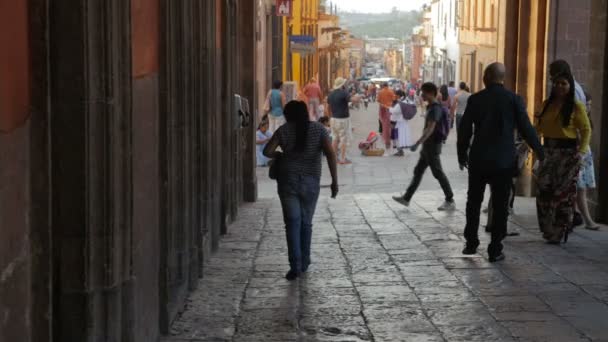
[423,0,460,86]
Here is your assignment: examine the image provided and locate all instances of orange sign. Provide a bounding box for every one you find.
[276,0,293,17]
[0,0,30,132]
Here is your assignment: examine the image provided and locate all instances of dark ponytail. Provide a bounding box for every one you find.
[284,101,310,152]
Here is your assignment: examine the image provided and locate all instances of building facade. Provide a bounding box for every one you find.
[410,26,428,82]
[282,0,321,88]
[3,1,608,342]
[384,49,406,80]
[349,36,366,78]
[424,0,460,86]
[458,0,504,92]
[0,0,257,341]
[458,0,608,219]
[317,8,350,94]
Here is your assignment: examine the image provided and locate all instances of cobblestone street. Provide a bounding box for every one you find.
[164,103,608,342]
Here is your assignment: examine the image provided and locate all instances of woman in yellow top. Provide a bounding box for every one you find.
[535,72,592,244]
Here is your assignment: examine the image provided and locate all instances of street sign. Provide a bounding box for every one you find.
[289,35,316,44]
[276,0,292,17]
[290,42,316,55]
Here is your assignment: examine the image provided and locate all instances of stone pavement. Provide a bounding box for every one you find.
[163,102,608,342]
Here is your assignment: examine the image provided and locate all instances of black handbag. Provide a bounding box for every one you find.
[268,154,282,180]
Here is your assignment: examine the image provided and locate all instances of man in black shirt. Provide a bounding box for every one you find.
[457,63,544,262]
[393,82,455,211]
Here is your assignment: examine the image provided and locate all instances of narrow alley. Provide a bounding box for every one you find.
[164,103,608,342]
[3,1,608,341]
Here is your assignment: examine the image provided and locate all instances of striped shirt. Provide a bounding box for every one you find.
[275,122,329,179]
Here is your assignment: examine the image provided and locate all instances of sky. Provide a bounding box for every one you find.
[329,0,428,13]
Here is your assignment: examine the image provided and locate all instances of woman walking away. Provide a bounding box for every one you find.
[535,72,591,244]
[266,81,287,132]
[576,92,600,230]
[264,101,339,280]
[303,78,323,121]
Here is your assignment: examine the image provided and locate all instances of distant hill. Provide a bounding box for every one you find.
[338,10,422,39]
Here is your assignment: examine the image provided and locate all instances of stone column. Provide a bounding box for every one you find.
[239,0,258,202]
[49,0,133,340]
[590,0,608,221]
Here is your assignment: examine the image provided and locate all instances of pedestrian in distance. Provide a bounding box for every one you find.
[448,81,458,101]
[458,63,545,262]
[452,82,471,131]
[484,134,528,235]
[327,77,360,165]
[534,71,591,244]
[438,85,452,127]
[575,91,600,230]
[303,78,323,122]
[264,80,287,132]
[263,101,338,280]
[378,82,397,155]
[389,90,414,157]
[318,116,332,144]
[256,120,272,167]
[393,82,455,211]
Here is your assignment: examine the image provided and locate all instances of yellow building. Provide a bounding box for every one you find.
[384,48,405,80]
[349,36,365,79]
[282,0,321,89]
[315,8,351,95]
[458,0,506,93]
[458,0,550,118]
[458,0,559,196]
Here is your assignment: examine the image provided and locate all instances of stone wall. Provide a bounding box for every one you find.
[547,0,608,219]
[0,124,32,342]
[0,0,257,340]
[588,0,608,221]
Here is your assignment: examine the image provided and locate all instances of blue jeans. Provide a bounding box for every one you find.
[278,175,321,273]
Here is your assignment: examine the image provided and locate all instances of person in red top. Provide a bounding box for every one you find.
[368,83,377,102]
[303,78,323,121]
[377,83,397,153]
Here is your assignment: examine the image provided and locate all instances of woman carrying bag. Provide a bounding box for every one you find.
[263,101,338,280]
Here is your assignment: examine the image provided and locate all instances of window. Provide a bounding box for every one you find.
[438,3,441,27]
[450,0,453,30]
[474,0,478,28]
[481,0,486,28]
[458,0,463,29]
[468,0,473,28]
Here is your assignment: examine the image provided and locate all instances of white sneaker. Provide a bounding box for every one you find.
[438,201,456,211]
[392,196,410,207]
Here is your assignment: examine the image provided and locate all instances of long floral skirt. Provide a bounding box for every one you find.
[535,147,580,242]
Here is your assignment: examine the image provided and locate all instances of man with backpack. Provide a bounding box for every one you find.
[393,82,455,211]
[457,63,544,262]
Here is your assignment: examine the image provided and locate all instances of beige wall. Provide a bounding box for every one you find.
[458,0,505,92]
